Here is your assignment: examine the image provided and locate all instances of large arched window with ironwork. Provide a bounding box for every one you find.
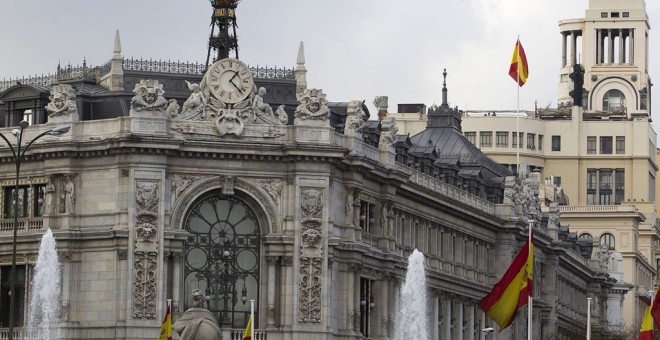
[183,192,260,329]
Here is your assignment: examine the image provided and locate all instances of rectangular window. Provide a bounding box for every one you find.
[560,74,569,82]
[611,12,619,18]
[600,171,612,204]
[3,186,29,218]
[623,12,629,18]
[0,265,26,327]
[552,136,561,151]
[512,132,524,148]
[480,132,492,148]
[359,201,375,234]
[538,135,543,151]
[527,133,536,150]
[465,132,476,145]
[587,136,596,154]
[616,136,625,154]
[496,132,508,147]
[615,170,624,204]
[601,12,608,18]
[553,176,562,186]
[587,169,597,205]
[650,173,656,202]
[587,169,624,205]
[600,136,613,154]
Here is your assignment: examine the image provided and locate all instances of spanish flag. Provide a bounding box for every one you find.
[478,233,533,330]
[651,284,660,328]
[158,301,172,340]
[242,315,253,340]
[639,296,653,340]
[509,39,529,87]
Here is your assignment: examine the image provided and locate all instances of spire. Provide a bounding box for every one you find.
[297,41,306,66]
[206,0,240,67]
[294,41,308,97]
[441,69,448,107]
[113,30,121,56]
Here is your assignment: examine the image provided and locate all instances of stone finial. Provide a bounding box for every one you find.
[441,69,448,107]
[113,30,121,56]
[295,41,308,97]
[344,100,366,138]
[373,96,388,121]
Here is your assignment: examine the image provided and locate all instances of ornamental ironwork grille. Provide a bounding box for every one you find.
[183,193,260,329]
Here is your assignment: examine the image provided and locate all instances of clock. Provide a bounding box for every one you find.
[206,58,254,104]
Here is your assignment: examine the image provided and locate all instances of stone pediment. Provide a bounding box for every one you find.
[0,84,49,101]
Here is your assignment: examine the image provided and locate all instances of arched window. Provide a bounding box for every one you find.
[578,233,593,239]
[602,89,626,112]
[600,233,615,250]
[184,192,261,329]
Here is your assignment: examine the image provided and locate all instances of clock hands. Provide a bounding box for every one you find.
[229,71,243,93]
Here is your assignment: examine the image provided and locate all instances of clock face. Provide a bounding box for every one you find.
[206,58,254,104]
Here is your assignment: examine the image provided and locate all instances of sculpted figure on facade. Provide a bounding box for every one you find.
[172,289,222,340]
[130,79,169,113]
[64,176,75,214]
[379,117,399,149]
[46,84,78,117]
[503,176,520,217]
[344,100,367,137]
[181,81,207,116]
[166,99,180,118]
[43,177,56,215]
[519,177,542,223]
[295,88,330,121]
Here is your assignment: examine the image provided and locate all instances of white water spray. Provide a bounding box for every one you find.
[393,249,429,340]
[28,228,61,340]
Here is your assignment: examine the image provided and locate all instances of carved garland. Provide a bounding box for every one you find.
[133,181,160,319]
[298,188,324,323]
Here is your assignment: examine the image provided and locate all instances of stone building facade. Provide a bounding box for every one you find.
[0,4,626,340]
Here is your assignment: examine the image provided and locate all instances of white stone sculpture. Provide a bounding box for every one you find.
[45,84,78,117]
[295,88,330,121]
[130,79,168,113]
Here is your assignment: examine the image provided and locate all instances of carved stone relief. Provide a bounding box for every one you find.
[344,100,366,137]
[170,175,201,208]
[298,188,324,323]
[378,117,399,150]
[45,84,77,117]
[254,179,282,206]
[133,180,160,319]
[294,89,330,121]
[130,79,169,113]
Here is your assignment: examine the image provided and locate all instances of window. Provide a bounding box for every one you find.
[616,136,625,154]
[496,132,508,147]
[623,12,629,18]
[552,136,561,151]
[538,135,543,151]
[527,133,535,150]
[359,278,374,337]
[22,109,33,126]
[553,176,562,186]
[34,184,46,217]
[610,12,620,18]
[3,186,29,218]
[587,136,596,154]
[480,132,492,148]
[650,173,656,202]
[560,74,569,82]
[512,132,523,148]
[0,265,26,327]
[579,233,592,239]
[465,132,476,145]
[359,201,375,233]
[600,136,612,154]
[600,233,615,250]
[601,12,608,18]
[587,169,624,205]
[603,89,625,111]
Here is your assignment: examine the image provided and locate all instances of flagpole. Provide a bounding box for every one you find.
[586,297,592,340]
[527,219,533,340]
[250,299,255,340]
[516,36,520,175]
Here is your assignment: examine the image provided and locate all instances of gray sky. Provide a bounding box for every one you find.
[1,1,659,122]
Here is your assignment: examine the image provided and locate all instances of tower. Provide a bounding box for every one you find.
[558,0,651,116]
[206,0,240,67]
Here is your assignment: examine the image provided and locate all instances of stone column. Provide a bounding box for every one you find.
[629,29,635,64]
[618,29,624,64]
[378,278,390,338]
[596,29,602,64]
[443,296,452,340]
[561,32,567,67]
[570,31,577,65]
[466,303,475,340]
[479,313,487,340]
[266,256,278,327]
[172,252,182,319]
[346,265,356,333]
[432,295,439,340]
[608,29,614,63]
[455,299,464,340]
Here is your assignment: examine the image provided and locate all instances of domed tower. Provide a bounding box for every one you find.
[206,0,240,67]
[558,0,650,116]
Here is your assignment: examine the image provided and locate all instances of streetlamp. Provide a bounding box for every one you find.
[1,121,70,340]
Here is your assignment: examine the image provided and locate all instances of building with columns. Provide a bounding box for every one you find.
[0,1,632,340]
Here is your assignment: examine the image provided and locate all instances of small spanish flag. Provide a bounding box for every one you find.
[242,315,252,340]
[651,284,660,329]
[158,301,172,340]
[639,295,653,340]
[509,39,529,87]
[478,233,534,330]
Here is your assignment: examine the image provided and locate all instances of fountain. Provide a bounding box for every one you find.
[393,249,428,340]
[27,228,61,340]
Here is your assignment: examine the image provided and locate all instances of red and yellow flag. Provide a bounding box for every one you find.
[242,315,253,340]
[639,296,654,340]
[158,302,172,340]
[651,284,660,328]
[478,233,534,330]
[509,39,529,87]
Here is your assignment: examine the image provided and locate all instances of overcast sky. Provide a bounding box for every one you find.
[1,1,659,122]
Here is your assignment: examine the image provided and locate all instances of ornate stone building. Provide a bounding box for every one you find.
[0,3,627,340]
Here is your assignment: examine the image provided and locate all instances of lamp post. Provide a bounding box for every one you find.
[1,121,70,340]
